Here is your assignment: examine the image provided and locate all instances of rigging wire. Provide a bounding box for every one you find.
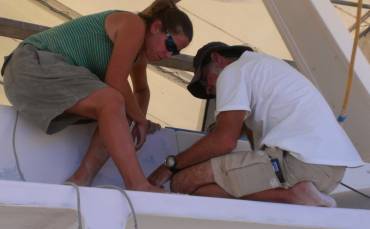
[177,5,248,44]
[340,182,370,199]
[334,5,370,31]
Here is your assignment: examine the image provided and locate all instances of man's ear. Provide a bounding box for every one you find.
[150,20,163,34]
[210,52,225,66]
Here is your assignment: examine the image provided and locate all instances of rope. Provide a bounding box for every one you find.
[64,182,83,229]
[12,111,26,181]
[338,0,363,123]
[97,185,138,229]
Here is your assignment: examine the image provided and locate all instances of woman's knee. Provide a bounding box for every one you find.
[66,87,125,119]
[92,88,126,117]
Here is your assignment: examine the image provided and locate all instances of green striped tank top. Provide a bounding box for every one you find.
[23,10,115,80]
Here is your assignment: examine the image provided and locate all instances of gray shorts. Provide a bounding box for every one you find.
[2,44,107,134]
[211,147,345,198]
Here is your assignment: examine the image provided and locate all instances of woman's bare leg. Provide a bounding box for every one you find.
[66,87,162,192]
[67,128,108,186]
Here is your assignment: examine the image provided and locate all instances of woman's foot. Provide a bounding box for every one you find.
[66,164,95,186]
[130,181,166,193]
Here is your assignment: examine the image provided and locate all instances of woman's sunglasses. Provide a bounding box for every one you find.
[165,33,180,55]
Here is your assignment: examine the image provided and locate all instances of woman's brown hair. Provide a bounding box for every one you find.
[139,0,193,42]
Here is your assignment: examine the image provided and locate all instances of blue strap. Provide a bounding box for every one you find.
[337,115,347,123]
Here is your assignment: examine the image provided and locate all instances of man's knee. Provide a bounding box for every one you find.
[171,170,190,193]
[171,161,214,194]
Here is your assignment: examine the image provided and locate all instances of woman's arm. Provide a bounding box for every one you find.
[130,57,150,116]
[104,12,147,124]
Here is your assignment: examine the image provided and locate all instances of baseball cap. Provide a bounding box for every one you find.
[187,41,252,99]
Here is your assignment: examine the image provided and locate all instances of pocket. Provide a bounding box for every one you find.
[36,50,69,66]
[1,54,13,76]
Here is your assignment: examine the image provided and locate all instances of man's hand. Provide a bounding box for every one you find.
[131,120,148,150]
[148,165,173,187]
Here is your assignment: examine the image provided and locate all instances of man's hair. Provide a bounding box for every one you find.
[201,46,253,67]
[218,46,253,59]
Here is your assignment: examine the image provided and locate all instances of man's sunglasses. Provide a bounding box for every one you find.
[165,33,180,55]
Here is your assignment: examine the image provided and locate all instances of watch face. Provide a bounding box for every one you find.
[165,156,176,168]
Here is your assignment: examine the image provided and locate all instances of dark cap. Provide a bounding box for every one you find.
[187,42,252,99]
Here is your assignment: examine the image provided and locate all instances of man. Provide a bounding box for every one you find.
[149,42,364,207]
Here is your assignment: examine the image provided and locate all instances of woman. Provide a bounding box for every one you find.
[1,0,193,192]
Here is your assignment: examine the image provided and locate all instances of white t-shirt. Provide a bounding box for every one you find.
[215,51,364,167]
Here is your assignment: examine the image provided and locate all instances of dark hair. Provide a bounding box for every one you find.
[202,46,253,67]
[217,47,253,59]
[139,0,193,42]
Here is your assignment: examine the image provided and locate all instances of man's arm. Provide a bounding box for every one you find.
[176,110,247,169]
[148,110,248,186]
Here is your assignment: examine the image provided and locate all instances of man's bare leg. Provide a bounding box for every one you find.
[66,87,162,192]
[67,128,108,186]
[171,161,214,194]
[243,181,336,207]
[172,160,336,207]
[192,184,232,198]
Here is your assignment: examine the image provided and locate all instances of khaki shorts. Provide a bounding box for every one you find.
[211,147,345,198]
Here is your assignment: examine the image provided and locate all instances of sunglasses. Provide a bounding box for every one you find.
[165,33,180,55]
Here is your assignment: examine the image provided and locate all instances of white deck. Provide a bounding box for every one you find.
[0,105,369,228]
[1,180,370,229]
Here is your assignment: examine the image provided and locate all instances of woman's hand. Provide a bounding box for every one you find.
[131,119,149,150]
[132,119,161,149]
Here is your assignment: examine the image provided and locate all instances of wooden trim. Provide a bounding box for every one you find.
[151,54,193,72]
[0,17,49,40]
[33,0,81,20]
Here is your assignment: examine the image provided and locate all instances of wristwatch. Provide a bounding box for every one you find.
[164,155,178,173]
